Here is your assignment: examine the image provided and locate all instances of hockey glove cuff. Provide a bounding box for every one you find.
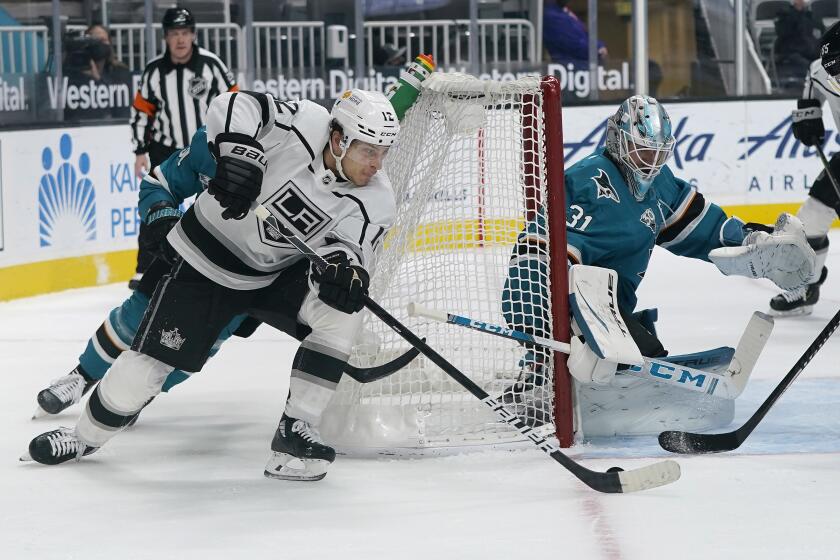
[140,202,182,265]
[208,133,267,220]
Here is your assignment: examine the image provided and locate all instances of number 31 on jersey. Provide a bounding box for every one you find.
[567,204,592,231]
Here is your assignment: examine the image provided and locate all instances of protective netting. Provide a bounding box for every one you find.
[319,73,563,451]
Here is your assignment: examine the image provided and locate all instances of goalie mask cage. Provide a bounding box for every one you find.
[319,73,572,450]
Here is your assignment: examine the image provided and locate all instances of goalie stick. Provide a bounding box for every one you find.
[659,308,840,454]
[407,303,773,400]
[253,204,680,494]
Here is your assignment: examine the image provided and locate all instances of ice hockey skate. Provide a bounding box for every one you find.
[33,368,96,418]
[21,427,97,465]
[500,352,553,428]
[769,267,828,317]
[263,415,336,481]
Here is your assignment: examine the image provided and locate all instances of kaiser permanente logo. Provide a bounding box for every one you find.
[38,134,96,247]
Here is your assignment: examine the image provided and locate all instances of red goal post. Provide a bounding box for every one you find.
[320,73,574,450]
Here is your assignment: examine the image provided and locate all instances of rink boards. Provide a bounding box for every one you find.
[0,97,835,300]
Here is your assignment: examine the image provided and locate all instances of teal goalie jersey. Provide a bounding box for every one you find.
[503,148,748,335]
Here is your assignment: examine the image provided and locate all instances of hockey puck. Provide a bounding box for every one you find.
[607,466,624,473]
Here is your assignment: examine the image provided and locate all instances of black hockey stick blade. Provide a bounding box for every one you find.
[659,308,840,454]
[254,205,681,493]
[343,345,422,383]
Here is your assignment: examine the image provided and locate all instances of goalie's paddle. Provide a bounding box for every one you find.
[407,303,772,400]
[254,204,680,493]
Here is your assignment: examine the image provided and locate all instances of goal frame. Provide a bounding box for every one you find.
[532,76,572,447]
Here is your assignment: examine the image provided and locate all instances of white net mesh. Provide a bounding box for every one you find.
[319,73,563,451]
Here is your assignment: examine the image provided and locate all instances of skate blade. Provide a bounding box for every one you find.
[263,452,329,481]
[31,406,50,420]
[767,305,814,318]
[19,450,33,462]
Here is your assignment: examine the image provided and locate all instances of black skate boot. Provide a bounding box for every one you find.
[264,415,336,481]
[34,367,96,417]
[769,267,827,317]
[500,351,552,428]
[22,427,97,465]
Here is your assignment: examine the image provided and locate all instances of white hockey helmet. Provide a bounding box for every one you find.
[331,89,400,148]
[329,89,399,182]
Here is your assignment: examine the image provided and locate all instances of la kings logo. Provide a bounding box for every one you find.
[592,169,620,203]
[260,181,330,247]
[160,327,186,350]
[640,208,657,233]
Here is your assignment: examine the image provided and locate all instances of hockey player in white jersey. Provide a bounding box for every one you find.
[768,22,840,315]
[25,88,400,481]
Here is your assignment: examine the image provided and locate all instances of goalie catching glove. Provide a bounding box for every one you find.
[310,252,370,314]
[208,133,267,220]
[709,213,816,291]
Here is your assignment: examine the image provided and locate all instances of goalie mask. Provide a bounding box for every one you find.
[606,95,675,200]
[329,89,399,184]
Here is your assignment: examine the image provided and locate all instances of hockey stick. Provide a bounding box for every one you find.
[253,204,680,493]
[407,303,773,400]
[815,143,840,202]
[344,347,421,383]
[659,308,840,454]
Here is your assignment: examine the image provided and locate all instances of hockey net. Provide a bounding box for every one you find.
[319,73,571,451]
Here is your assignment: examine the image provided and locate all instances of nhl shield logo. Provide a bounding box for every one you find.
[640,208,657,233]
[188,77,208,97]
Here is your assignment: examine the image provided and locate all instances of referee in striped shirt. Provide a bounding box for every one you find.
[129,7,238,288]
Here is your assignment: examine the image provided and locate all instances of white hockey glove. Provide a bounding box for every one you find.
[567,335,618,385]
[708,213,816,291]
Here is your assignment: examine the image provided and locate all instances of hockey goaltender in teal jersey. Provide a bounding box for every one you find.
[502,146,748,338]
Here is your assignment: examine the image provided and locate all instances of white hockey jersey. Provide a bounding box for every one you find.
[168,91,395,290]
[803,59,840,130]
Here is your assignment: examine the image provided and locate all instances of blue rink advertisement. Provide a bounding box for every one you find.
[0,97,827,272]
[560,98,830,207]
[0,125,140,269]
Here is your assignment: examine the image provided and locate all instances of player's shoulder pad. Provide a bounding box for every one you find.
[337,172,396,227]
[263,99,330,162]
[651,164,689,203]
[809,58,825,81]
[565,154,623,208]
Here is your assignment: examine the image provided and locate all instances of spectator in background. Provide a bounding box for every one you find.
[62,24,131,120]
[543,0,607,67]
[774,0,825,81]
[373,43,407,67]
[82,24,129,82]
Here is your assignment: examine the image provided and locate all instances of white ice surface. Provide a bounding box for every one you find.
[2,235,840,559]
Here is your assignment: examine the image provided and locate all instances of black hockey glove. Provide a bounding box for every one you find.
[791,99,825,147]
[139,202,182,265]
[311,253,370,314]
[208,133,267,220]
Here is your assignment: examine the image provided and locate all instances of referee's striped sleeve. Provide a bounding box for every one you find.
[130,65,157,154]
